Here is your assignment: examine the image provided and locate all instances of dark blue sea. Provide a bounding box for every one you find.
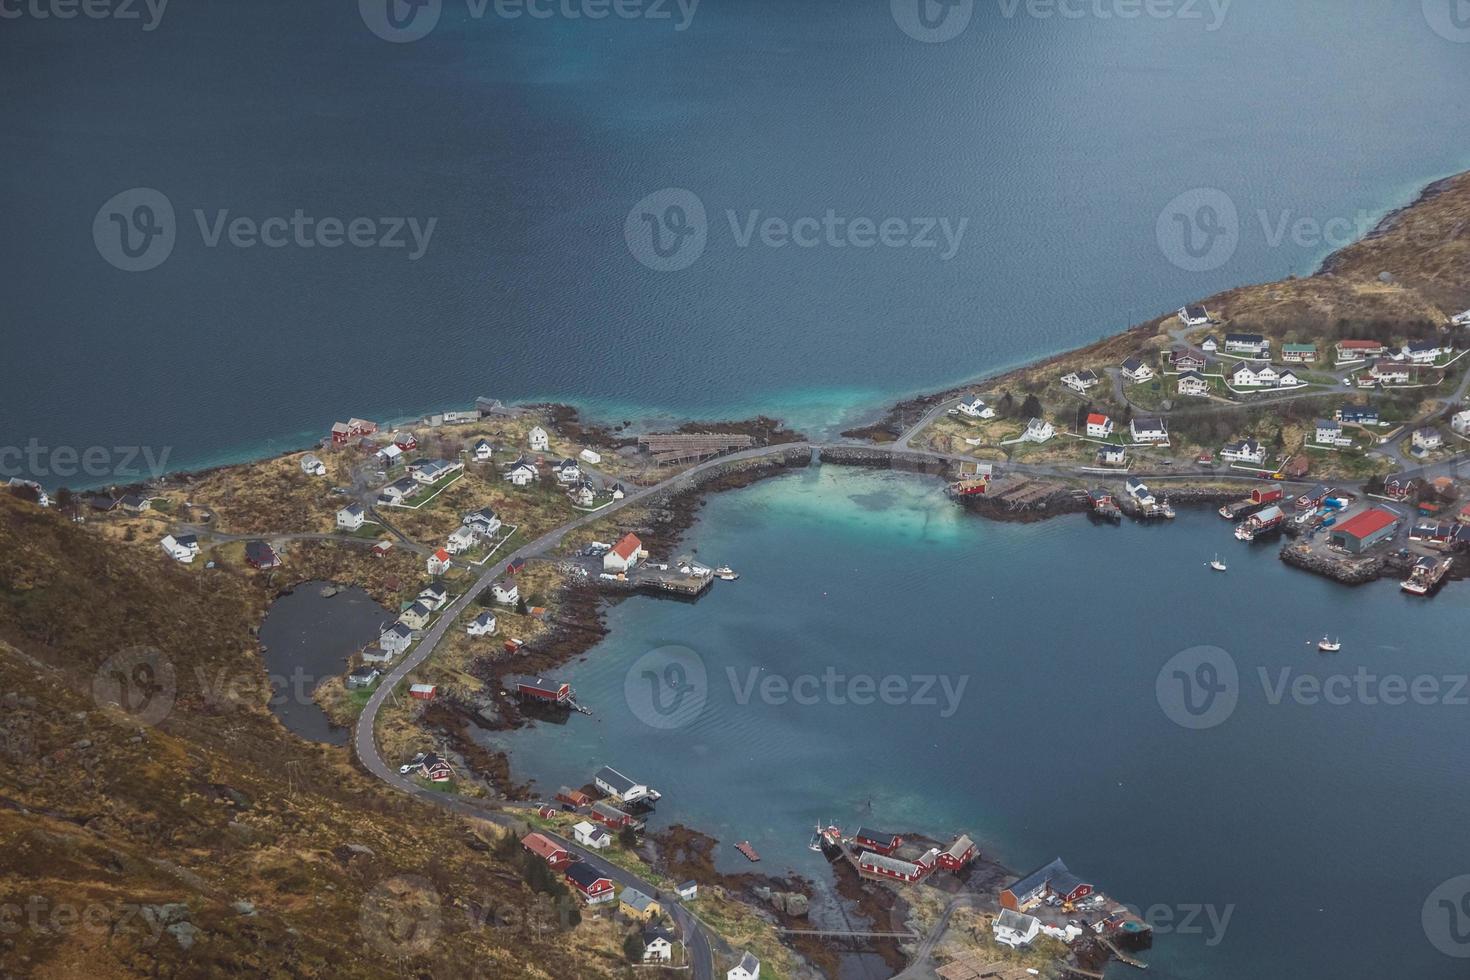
[2,0,1469,478]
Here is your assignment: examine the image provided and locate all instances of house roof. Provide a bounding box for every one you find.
[1317,419,1341,430]
[1226,332,1266,344]
[854,827,899,846]
[1005,857,1070,900]
[1086,413,1109,427]
[348,666,378,680]
[641,925,676,946]
[493,579,517,594]
[1183,304,1208,319]
[736,952,760,975]
[610,533,642,561]
[996,908,1038,932]
[1076,369,1098,381]
[1178,370,1206,382]
[1121,356,1144,372]
[596,766,638,794]
[472,611,496,626]
[1283,343,1317,352]
[943,835,975,858]
[1339,338,1384,349]
[432,548,451,561]
[564,861,611,890]
[521,832,566,860]
[1132,416,1166,432]
[621,888,656,912]
[1334,508,1398,540]
[859,850,921,876]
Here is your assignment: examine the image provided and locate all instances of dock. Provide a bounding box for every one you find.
[638,432,754,466]
[1099,937,1148,969]
[735,840,761,862]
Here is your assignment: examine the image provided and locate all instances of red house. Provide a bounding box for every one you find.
[858,851,928,884]
[590,800,638,829]
[394,432,418,452]
[1251,484,1284,505]
[409,684,437,701]
[564,862,615,905]
[505,558,526,575]
[556,787,593,808]
[330,418,377,445]
[852,827,902,855]
[521,832,572,869]
[537,804,559,819]
[505,674,573,705]
[937,835,976,871]
[244,540,281,569]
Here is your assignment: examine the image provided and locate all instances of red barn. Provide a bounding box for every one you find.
[506,558,526,575]
[858,851,928,884]
[521,832,572,869]
[1251,484,1284,505]
[589,800,638,829]
[852,828,902,855]
[505,674,572,705]
[937,835,976,871]
[537,805,558,819]
[394,432,418,451]
[556,787,593,807]
[409,684,437,701]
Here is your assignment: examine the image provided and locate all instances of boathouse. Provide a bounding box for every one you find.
[857,850,928,884]
[937,835,976,871]
[590,800,639,830]
[595,766,652,804]
[1000,857,1093,911]
[506,674,573,705]
[852,828,902,855]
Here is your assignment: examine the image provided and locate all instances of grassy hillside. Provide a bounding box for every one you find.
[0,495,628,979]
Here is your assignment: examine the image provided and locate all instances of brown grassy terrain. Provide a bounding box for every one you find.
[0,495,640,979]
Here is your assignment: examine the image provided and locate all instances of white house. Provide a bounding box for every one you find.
[1096,444,1127,466]
[1224,333,1270,357]
[300,453,326,476]
[399,602,432,631]
[463,507,502,537]
[1022,418,1055,443]
[427,548,452,576]
[528,426,550,451]
[579,448,603,465]
[1403,340,1448,364]
[410,459,463,485]
[466,611,497,636]
[1220,439,1266,465]
[1200,335,1219,353]
[491,580,520,605]
[471,439,494,462]
[1130,417,1169,444]
[1170,349,1207,372]
[1453,310,1470,327]
[380,622,413,657]
[1120,357,1155,384]
[1060,369,1100,393]
[572,821,610,850]
[337,503,365,531]
[160,534,200,563]
[641,927,675,964]
[1367,360,1413,385]
[505,462,538,486]
[676,880,698,900]
[1126,478,1154,506]
[1452,410,1470,435]
[568,481,597,508]
[958,395,994,419]
[1178,305,1211,328]
[728,951,760,980]
[993,909,1041,949]
[1314,420,1350,447]
[1413,427,1444,452]
[553,458,582,484]
[446,525,479,555]
[603,533,644,574]
[1177,371,1211,397]
[418,583,448,610]
[376,443,403,467]
[360,643,394,665]
[1276,368,1301,387]
[1085,413,1114,439]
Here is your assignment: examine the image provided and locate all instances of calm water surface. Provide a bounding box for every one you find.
[492,465,1470,980]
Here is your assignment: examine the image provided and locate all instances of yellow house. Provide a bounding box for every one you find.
[620,887,661,921]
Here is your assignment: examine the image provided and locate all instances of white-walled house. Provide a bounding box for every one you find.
[1130,417,1169,444]
[1413,428,1444,452]
[572,821,610,850]
[380,623,414,657]
[446,525,479,555]
[1220,439,1266,465]
[603,533,644,573]
[1085,413,1113,439]
[466,611,497,636]
[1022,418,1055,443]
[160,534,200,563]
[1126,478,1154,505]
[553,458,582,484]
[1200,335,1219,353]
[1276,368,1301,387]
[1224,333,1270,358]
[958,395,994,419]
[1096,444,1127,466]
[505,462,538,486]
[1121,357,1155,384]
[491,580,520,605]
[337,503,365,531]
[1178,305,1211,327]
[300,453,326,476]
[1060,369,1100,393]
[1403,340,1449,364]
[1452,410,1470,435]
[994,909,1041,949]
[1314,420,1351,447]
[579,448,603,465]
[472,439,494,462]
[1177,371,1211,397]
[728,951,761,980]
[528,426,550,451]
[427,548,452,576]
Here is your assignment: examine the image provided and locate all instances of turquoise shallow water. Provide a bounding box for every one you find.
[4,1,1470,479]
[492,465,1470,980]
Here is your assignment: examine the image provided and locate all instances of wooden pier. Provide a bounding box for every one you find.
[735,840,761,862]
[1099,937,1148,969]
[639,433,755,465]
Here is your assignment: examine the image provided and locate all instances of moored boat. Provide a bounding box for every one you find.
[1317,635,1341,652]
[1209,554,1227,572]
[714,565,739,580]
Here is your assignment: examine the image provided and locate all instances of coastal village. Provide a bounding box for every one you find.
[8,171,1470,978]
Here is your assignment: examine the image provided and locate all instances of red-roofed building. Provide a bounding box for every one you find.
[1331,508,1400,553]
[521,832,572,868]
[1085,414,1114,439]
[428,548,452,575]
[603,533,644,574]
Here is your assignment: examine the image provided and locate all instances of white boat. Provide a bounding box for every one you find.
[1317,636,1341,653]
[1208,555,1227,572]
[714,565,739,581]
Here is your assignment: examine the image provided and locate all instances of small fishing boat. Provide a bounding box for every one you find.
[1317,635,1341,653]
[714,566,739,581]
[1208,554,1227,572]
